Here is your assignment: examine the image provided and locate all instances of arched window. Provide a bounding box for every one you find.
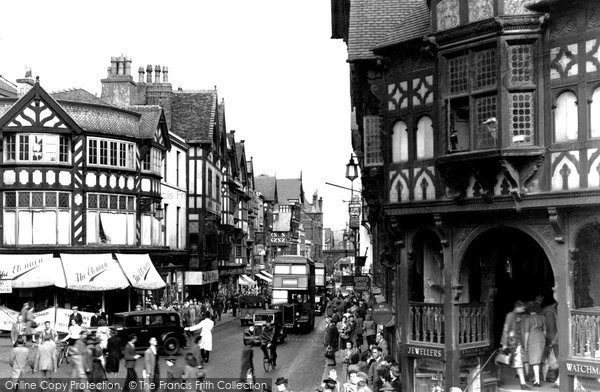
[416,116,434,160]
[554,91,578,142]
[392,121,409,163]
[591,88,600,138]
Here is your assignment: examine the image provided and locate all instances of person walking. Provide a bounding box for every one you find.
[95,319,110,350]
[20,302,36,343]
[165,357,184,381]
[11,315,26,346]
[35,334,57,379]
[523,302,547,387]
[324,316,339,366]
[105,328,121,379]
[123,334,141,392]
[143,337,160,392]
[376,332,389,358]
[89,337,107,384]
[240,340,254,382]
[185,312,214,363]
[9,338,29,384]
[337,316,350,350]
[543,300,559,384]
[259,319,278,368]
[363,314,376,348]
[69,334,89,383]
[341,341,359,382]
[500,300,529,389]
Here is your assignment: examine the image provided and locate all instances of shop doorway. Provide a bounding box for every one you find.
[459,227,555,347]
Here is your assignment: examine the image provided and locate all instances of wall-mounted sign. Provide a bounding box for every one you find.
[269,232,288,245]
[185,270,219,286]
[349,200,361,230]
[372,302,394,325]
[0,281,12,294]
[407,344,445,359]
[460,346,490,358]
[565,360,600,377]
[354,276,370,292]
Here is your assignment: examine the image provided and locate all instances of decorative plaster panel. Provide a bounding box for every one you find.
[59,171,71,186]
[3,170,15,185]
[46,171,55,186]
[86,173,97,187]
[437,0,460,31]
[127,177,134,190]
[99,174,107,188]
[586,40,600,73]
[469,0,493,22]
[588,148,600,188]
[118,176,125,189]
[551,151,580,190]
[389,170,409,203]
[109,175,117,188]
[550,44,579,79]
[504,0,534,15]
[141,178,151,192]
[19,170,28,185]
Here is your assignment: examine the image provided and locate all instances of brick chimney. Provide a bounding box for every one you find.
[16,69,35,98]
[162,66,168,83]
[100,55,138,107]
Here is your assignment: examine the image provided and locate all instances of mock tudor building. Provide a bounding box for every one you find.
[333,0,600,390]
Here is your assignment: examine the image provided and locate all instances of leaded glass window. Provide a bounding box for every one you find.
[510,93,534,145]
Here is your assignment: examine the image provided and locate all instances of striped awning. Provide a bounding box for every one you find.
[238,274,257,286]
[254,272,272,283]
[261,271,273,279]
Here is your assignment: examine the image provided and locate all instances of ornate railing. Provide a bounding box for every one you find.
[571,308,600,358]
[409,302,445,345]
[456,303,489,348]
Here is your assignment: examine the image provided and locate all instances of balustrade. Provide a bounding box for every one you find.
[409,302,445,345]
[456,303,489,348]
[571,308,600,358]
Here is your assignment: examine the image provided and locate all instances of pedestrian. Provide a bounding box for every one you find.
[324,316,339,366]
[342,341,358,381]
[367,347,383,387]
[105,328,121,379]
[354,312,364,351]
[322,378,337,392]
[337,316,350,349]
[165,357,184,381]
[68,306,84,326]
[363,314,376,348]
[21,302,36,343]
[189,300,197,327]
[35,334,57,379]
[357,351,370,374]
[275,377,289,392]
[89,337,107,384]
[240,340,254,382]
[214,297,223,322]
[11,314,26,346]
[185,312,214,363]
[69,333,89,383]
[543,300,559,385]
[96,319,110,350]
[183,352,202,380]
[500,300,528,389]
[9,338,29,384]
[523,301,546,387]
[389,366,402,391]
[61,319,82,346]
[143,337,160,392]
[123,334,141,392]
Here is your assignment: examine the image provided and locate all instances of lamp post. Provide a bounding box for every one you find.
[345,154,361,276]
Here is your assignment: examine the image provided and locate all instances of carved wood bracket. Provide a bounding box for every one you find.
[433,213,449,247]
[548,207,565,243]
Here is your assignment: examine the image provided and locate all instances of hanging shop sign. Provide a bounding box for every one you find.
[565,360,600,377]
[354,276,370,292]
[372,302,394,325]
[269,232,288,245]
[349,197,361,230]
[407,344,446,359]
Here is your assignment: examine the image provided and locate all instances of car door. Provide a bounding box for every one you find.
[124,315,145,350]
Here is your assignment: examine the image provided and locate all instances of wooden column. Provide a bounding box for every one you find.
[399,233,412,392]
[444,234,460,390]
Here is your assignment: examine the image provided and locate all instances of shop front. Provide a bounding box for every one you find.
[184,270,219,299]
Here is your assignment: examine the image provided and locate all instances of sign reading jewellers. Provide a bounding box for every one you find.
[407,344,445,360]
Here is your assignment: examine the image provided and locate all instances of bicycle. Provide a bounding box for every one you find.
[262,344,274,372]
[57,341,70,366]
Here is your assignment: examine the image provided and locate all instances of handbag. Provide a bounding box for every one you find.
[494,349,513,367]
[546,347,558,370]
[325,345,335,359]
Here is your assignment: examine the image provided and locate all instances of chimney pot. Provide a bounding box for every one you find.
[110,57,118,76]
[162,66,169,83]
[124,56,132,76]
[146,65,153,83]
[154,65,161,83]
[138,66,145,83]
[117,56,125,76]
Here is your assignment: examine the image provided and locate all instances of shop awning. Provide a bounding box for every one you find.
[261,271,273,279]
[238,274,257,286]
[255,272,272,283]
[60,253,130,291]
[115,253,166,290]
[0,254,66,288]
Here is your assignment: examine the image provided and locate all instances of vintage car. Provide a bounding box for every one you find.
[111,310,186,355]
[242,309,286,346]
[238,295,267,326]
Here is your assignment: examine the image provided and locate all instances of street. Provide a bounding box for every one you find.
[0,314,331,392]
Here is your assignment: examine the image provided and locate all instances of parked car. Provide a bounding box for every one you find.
[111,310,186,355]
[238,295,267,326]
[242,309,286,346]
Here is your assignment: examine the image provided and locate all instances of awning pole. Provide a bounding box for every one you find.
[128,287,131,311]
[102,292,106,313]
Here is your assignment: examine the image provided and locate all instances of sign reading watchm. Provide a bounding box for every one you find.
[566,360,600,376]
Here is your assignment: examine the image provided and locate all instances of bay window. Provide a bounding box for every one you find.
[87,137,136,170]
[142,148,162,175]
[86,193,136,245]
[3,191,71,245]
[4,134,69,163]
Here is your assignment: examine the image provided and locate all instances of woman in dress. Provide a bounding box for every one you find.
[61,319,82,346]
[105,328,121,379]
[95,319,111,351]
[523,302,547,387]
[89,338,107,384]
[500,300,528,389]
[337,316,350,350]
[362,314,376,348]
[35,335,56,380]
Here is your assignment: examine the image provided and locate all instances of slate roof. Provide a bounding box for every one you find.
[277,178,303,205]
[255,174,277,201]
[374,2,431,50]
[171,90,217,143]
[61,103,142,138]
[273,211,292,232]
[128,105,163,139]
[52,88,111,107]
[0,77,17,98]
[348,0,426,60]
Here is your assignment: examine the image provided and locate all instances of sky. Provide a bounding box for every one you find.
[0,0,356,230]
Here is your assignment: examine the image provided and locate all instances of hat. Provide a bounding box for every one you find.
[322,378,337,389]
[357,372,369,381]
[275,377,288,385]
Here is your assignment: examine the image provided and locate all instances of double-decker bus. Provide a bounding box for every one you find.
[314,262,327,315]
[270,255,315,332]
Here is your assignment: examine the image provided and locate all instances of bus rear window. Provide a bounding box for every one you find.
[291,265,306,274]
[274,265,290,274]
[272,289,288,304]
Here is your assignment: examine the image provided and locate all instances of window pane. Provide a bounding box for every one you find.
[100,140,108,165]
[509,45,533,86]
[474,49,497,90]
[46,192,57,207]
[3,211,15,245]
[17,211,33,245]
[555,92,578,142]
[417,116,434,159]
[110,195,118,209]
[58,210,71,245]
[363,115,383,167]
[59,193,70,208]
[31,135,43,161]
[119,143,126,167]
[291,265,306,274]
[127,144,135,168]
[592,88,600,138]
[33,211,56,244]
[32,192,44,207]
[510,93,534,145]
[89,139,98,165]
[59,136,69,163]
[110,141,118,166]
[42,135,58,162]
[18,192,30,207]
[5,192,16,208]
[99,194,108,209]
[86,212,99,244]
[392,121,409,163]
[474,96,498,149]
[274,265,289,274]
[5,135,16,161]
[19,135,29,161]
[448,54,469,94]
[88,194,98,209]
[119,196,127,210]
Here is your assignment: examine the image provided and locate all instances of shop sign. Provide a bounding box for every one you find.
[349,200,361,229]
[0,280,12,293]
[354,276,370,292]
[407,344,445,359]
[565,360,600,377]
[341,275,354,286]
[372,302,394,325]
[185,270,219,285]
[460,346,490,357]
[270,232,288,245]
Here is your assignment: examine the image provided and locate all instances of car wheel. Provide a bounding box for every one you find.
[162,336,180,355]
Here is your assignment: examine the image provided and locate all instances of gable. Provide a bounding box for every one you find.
[0,83,81,132]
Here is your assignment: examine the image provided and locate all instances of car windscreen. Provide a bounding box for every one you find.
[254,314,274,323]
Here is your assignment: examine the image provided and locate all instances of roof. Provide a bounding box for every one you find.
[0,77,17,98]
[348,0,426,60]
[374,2,431,50]
[61,102,142,138]
[277,178,303,205]
[52,88,111,107]
[171,90,217,143]
[255,175,277,201]
[128,105,163,139]
[273,255,315,265]
[273,211,292,232]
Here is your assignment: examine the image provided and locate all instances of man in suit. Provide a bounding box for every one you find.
[143,337,159,392]
[376,332,389,357]
[324,316,339,366]
[123,334,140,392]
[367,347,383,387]
[69,306,83,326]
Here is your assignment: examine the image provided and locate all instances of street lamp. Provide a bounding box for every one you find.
[345,154,360,276]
